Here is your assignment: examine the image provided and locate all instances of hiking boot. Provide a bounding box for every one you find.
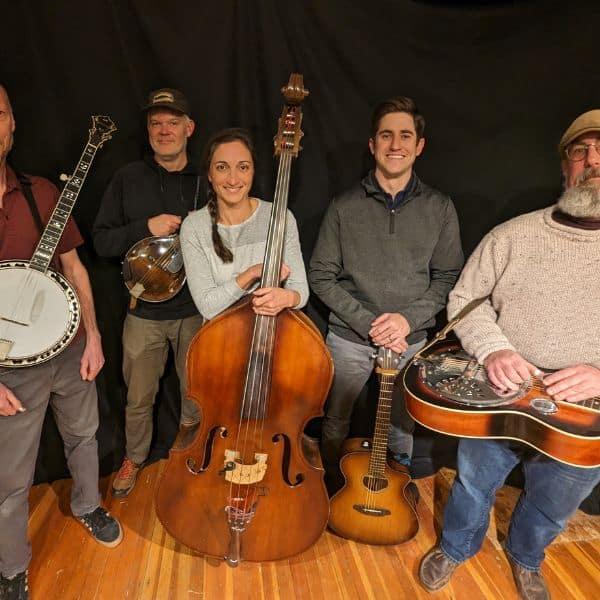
[76,507,123,548]
[1,571,28,600]
[111,457,140,497]
[508,557,551,600]
[419,546,459,592]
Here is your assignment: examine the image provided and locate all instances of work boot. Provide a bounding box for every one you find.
[508,557,551,600]
[419,546,459,592]
[111,457,140,497]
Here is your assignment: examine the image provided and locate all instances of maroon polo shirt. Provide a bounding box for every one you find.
[0,166,83,262]
[1,165,85,345]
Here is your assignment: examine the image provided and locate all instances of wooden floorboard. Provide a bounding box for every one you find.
[28,460,600,599]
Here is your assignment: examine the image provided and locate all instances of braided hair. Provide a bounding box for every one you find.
[203,127,256,263]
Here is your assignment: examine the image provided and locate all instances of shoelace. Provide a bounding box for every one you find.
[118,459,137,479]
[81,507,112,530]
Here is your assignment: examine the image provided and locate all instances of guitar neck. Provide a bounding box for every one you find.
[368,372,398,477]
[580,397,600,410]
[29,141,99,273]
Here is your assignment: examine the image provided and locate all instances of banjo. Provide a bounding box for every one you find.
[0,115,116,367]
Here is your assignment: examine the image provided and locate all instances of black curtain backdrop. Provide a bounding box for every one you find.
[2,1,599,509]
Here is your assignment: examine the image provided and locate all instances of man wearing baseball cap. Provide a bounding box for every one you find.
[419,109,600,600]
[93,88,204,497]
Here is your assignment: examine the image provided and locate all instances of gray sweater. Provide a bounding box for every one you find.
[180,199,309,320]
[448,206,600,370]
[309,172,463,345]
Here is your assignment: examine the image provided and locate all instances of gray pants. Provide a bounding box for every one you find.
[122,313,203,465]
[320,331,425,490]
[0,338,101,578]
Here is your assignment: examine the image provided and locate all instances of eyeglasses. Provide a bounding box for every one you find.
[565,142,600,162]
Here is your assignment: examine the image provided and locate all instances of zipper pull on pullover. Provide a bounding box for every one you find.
[389,208,395,234]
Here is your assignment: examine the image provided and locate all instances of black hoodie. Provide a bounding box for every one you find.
[93,156,204,320]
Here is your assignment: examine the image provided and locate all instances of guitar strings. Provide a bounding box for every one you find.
[132,237,181,291]
[227,150,292,530]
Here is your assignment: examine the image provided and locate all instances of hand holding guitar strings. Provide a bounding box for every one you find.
[483,349,538,391]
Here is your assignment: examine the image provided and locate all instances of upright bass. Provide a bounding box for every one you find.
[155,74,333,564]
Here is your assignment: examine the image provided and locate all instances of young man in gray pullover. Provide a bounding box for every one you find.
[309,96,463,494]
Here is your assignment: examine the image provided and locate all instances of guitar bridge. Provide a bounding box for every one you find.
[353,504,391,517]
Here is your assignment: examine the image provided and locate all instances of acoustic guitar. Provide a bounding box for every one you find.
[328,346,419,545]
[403,341,600,468]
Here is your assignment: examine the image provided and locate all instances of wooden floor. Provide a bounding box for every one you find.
[28,461,600,600]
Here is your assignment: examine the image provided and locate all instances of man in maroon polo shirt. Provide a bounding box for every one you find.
[0,84,122,600]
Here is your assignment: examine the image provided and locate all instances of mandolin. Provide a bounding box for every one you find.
[328,346,419,545]
[404,341,600,468]
[122,234,185,309]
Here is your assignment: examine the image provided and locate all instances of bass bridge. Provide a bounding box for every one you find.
[220,449,268,484]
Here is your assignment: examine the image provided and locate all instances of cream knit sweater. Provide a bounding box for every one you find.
[448,206,600,370]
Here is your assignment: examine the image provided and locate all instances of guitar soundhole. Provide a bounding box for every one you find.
[363,475,388,492]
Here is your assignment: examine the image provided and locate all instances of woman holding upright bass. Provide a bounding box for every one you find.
[180,128,308,320]
[155,104,332,566]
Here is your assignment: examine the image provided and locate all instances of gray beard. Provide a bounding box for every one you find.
[557,167,600,218]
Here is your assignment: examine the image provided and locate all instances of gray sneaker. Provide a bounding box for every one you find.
[76,506,123,548]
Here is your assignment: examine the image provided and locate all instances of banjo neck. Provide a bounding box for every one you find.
[29,116,117,273]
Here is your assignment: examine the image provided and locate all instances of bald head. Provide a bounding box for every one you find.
[0,85,11,111]
[0,84,15,167]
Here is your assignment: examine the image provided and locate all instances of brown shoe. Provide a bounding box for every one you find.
[111,458,140,497]
[419,546,459,592]
[508,557,551,600]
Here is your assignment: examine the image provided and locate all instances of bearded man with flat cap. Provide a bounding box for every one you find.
[419,110,600,600]
[93,88,204,497]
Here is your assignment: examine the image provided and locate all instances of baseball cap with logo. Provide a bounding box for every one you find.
[143,88,191,116]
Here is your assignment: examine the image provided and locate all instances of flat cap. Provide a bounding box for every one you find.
[559,109,600,155]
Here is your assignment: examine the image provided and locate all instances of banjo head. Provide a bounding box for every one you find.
[0,262,80,367]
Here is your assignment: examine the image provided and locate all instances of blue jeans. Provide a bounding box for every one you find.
[320,331,426,490]
[440,438,600,571]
